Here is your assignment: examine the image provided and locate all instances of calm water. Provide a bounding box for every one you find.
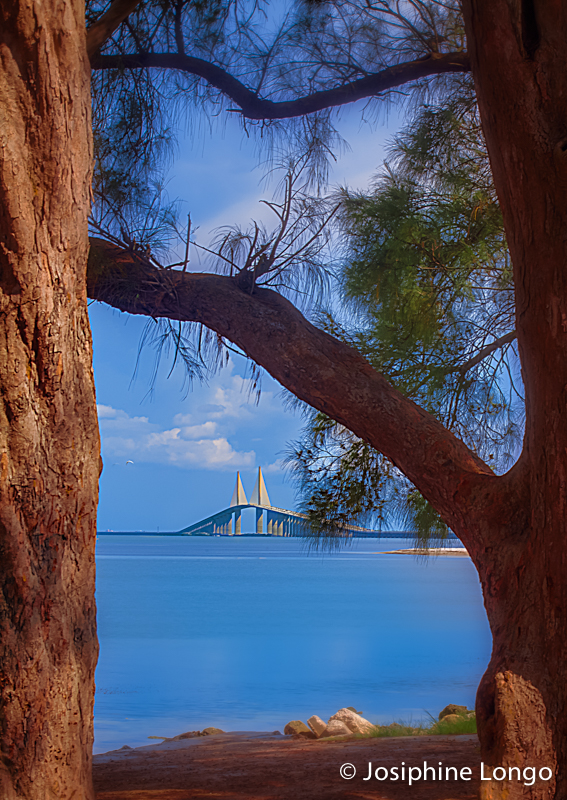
[94,535,492,753]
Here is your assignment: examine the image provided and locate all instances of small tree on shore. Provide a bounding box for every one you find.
[2,1,567,798]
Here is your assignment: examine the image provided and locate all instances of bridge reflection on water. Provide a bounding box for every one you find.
[178,467,377,537]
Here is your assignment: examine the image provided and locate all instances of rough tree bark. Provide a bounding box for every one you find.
[460,1,567,798]
[0,1,99,799]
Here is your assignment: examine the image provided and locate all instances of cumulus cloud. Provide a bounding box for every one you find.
[97,405,254,470]
[96,359,289,472]
[176,375,278,427]
[263,459,285,474]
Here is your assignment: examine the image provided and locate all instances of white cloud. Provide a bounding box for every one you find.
[97,404,254,471]
[177,421,218,439]
[96,359,288,472]
[263,459,285,474]
[173,366,279,429]
[97,404,127,420]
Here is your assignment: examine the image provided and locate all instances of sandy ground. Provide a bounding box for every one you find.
[94,731,482,800]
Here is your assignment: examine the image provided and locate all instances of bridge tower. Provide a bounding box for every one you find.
[230,472,248,534]
[250,467,271,533]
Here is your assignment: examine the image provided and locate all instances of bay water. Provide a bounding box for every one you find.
[94,535,491,753]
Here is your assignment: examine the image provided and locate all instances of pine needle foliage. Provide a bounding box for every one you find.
[289,91,523,547]
[87,0,468,254]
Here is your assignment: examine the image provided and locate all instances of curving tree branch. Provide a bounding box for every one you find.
[90,51,471,119]
[86,0,143,59]
[87,236,501,552]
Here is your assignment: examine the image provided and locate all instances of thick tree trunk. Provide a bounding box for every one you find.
[461,1,567,797]
[466,496,563,800]
[474,546,562,800]
[0,2,99,799]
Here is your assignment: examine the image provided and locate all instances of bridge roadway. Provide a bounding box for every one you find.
[177,502,380,537]
[178,502,308,536]
[177,468,379,537]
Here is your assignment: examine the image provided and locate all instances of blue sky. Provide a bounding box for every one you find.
[91,102,400,531]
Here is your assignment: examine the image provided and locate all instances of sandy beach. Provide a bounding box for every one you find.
[94,730,481,800]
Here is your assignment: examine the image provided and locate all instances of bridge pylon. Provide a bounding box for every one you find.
[250,466,270,506]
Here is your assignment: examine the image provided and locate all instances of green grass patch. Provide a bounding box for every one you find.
[430,715,477,735]
[371,723,429,738]
[370,714,477,738]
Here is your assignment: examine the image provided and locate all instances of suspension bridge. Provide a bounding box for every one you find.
[178,467,378,537]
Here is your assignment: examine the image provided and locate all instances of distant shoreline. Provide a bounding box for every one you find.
[380,548,470,557]
[96,531,463,542]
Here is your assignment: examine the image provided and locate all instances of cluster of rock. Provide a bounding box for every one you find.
[439,703,474,719]
[148,703,476,747]
[283,704,476,740]
[284,707,376,739]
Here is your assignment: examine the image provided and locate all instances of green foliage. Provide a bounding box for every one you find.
[430,714,477,735]
[371,722,427,737]
[288,417,397,548]
[370,713,477,737]
[290,91,522,545]
[342,95,515,444]
[87,0,468,253]
[401,491,450,548]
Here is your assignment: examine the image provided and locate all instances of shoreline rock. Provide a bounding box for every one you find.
[283,720,314,738]
[307,715,327,738]
[321,719,351,737]
[329,707,376,735]
[439,704,468,719]
[150,727,225,743]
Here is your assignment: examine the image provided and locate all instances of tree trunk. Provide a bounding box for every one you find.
[0,2,99,798]
[474,528,562,800]
[455,479,563,800]
[460,0,567,796]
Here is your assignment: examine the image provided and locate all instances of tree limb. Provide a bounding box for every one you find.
[459,331,517,376]
[90,51,470,119]
[87,0,143,60]
[87,237,500,548]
